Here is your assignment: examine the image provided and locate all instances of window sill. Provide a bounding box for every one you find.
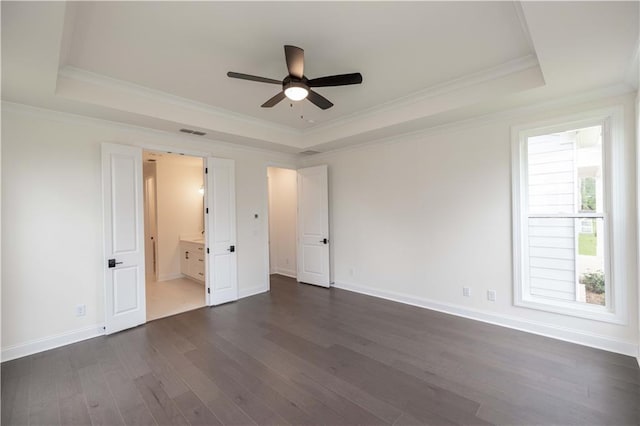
[515,296,626,325]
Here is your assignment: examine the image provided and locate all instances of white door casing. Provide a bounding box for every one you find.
[206,158,238,305]
[297,165,330,287]
[143,162,158,281]
[102,143,146,334]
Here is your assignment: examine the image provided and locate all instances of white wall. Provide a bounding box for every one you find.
[267,167,297,277]
[304,92,639,355]
[155,154,203,281]
[0,103,297,358]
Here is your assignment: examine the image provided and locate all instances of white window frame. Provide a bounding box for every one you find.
[511,106,627,324]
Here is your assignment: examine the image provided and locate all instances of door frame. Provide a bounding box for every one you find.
[264,162,299,290]
[104,142,220,329]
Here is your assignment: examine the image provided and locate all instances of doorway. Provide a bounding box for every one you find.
[267,167,298,279]
[143,151,206,320]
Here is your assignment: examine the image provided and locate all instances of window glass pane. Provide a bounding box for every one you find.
[528,217,605,306]
[527,125,602,215]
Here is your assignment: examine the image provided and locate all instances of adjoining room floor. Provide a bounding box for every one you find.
[2,274,639,425]
[146,277,205,321]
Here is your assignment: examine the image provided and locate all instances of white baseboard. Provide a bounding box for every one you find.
[157,273,185,282]
[239,285,269,299]
[333,281,638,357]
[273,268,297,279]
[1,324,105,362]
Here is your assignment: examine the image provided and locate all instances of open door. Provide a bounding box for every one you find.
[102,143,146,334]
[206,158,238,305]
[297,165,330,287]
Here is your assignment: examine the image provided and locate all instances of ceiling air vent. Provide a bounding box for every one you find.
[300,150,320,155]
[179,128,206,136]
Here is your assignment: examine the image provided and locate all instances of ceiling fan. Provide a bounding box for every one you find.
[227,45,363,110]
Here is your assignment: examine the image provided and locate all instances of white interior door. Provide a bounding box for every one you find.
[297,165,330,287]
[206,158,238,305]
[102,143,146,334]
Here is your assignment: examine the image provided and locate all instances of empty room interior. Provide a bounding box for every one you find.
[1,2,639,425]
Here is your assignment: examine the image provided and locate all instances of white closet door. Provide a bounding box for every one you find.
[297,165,330,287]
[102,143,146,334]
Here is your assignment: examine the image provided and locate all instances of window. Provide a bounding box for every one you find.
[512,107,626,323]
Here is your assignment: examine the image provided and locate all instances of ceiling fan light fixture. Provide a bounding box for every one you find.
[284,81,309,101]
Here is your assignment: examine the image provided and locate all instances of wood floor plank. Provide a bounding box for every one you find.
[1,376,30,425]
[143,322,257,425]
[103,366,157,426]
[28,399,60,426]
[215,326,401,424]
[185,348,290,425]
[194,339,322,425]
[2,274,639,426]
[172,390,223,426]
[78,363,125,426]
[134,373,189,426]
[210,333,352,425]
[58,393,92,426]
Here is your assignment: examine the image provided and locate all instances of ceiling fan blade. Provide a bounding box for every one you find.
[307,90,333,110]
[227,72,281,85]
[261,91,286,108]
[284,45,304,79]
[308,73,363,87]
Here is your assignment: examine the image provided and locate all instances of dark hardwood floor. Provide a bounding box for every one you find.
[2,274,639,425]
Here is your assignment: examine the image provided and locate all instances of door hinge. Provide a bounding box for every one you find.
[205,167,208,174]
[206,248,210,254]
[206,207,209,214]
[207,288,210,294]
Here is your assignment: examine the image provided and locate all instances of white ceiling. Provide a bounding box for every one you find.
[2,1,638,154]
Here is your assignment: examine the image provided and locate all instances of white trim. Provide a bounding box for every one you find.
[1,324,105,362]
[512,1,536,54]
[304,55,539,138]
[58,66,300,136]
[156,273,185,282]
[333,281,637,357]
[303,86,634,162]
[1,101,301,159]
[239,285,269,299]
[273,269,297,279]
[511,105,628,324]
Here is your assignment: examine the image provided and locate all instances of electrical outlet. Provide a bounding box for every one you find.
[463,287,471,297]
[75,304,86,317]
[487,290,496,302]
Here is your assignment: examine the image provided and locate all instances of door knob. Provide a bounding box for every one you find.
[320,238,328,244]
[108,259,123,268]
[228,245,235,252]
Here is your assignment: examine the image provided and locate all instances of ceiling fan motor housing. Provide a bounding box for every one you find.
[283,75,309,92]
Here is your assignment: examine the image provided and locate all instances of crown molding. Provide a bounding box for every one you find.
[57,54,541,152]
[303,54,541,140]
[512,1,537,58]
[303,84,634,162]
[1,101,301,160]
[58,66,301,136]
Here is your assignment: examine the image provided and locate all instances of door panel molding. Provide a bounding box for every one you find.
[297,165,330,287]
[207,157,238,305]
[102,143,146,334]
